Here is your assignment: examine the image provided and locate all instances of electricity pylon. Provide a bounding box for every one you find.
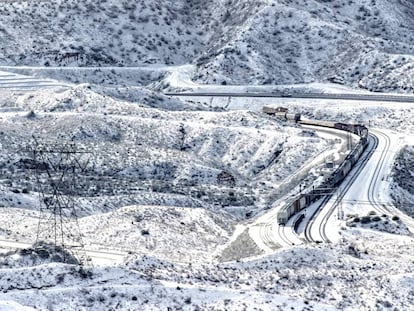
[27,136,91,265]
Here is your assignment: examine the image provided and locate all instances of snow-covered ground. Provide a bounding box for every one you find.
[0,71,69,92]
[0,9,413,304]
[0,0,413,308]
[3,0,414,93]
[0,63,412,309]
[0,71,333,266]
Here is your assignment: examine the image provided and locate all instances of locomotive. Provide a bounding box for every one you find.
[263,106,301,122]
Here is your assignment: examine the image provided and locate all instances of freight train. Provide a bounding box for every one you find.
[263,106,369,225]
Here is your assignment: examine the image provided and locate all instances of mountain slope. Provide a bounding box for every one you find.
[1,0,414,92]
[0,0,262,67]
[196,0,414,92]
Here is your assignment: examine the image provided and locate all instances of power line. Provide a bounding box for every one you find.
[27,136,92,265]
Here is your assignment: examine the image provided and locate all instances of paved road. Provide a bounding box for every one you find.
[165,91,414,103]
[0,73,410,256]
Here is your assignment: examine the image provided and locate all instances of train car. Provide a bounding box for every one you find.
[263,106,301,122]
[263,106,276,114]
[277,194,309,225]
[270,111,301,122]
[275,113,369,225]
[352,124,368,137]
[338,160,352,178]
[327,169,343,188]
[336,123,368,137]
[300,119,336,128]
[277,204,295,225]
[334,122,352,132]
[285,112,301,122]
[349,144,364,165]
[294,196,306,213]
[262,106,288,114]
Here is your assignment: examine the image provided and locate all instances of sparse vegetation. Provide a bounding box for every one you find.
[0,0,413,92]
[0,1,413,310]
[391,145,414,216]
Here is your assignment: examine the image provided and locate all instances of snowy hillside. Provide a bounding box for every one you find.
[2,0,414,92]
[196,0,414,92]
[0,83,332,264]
[0,0,414,309]
[391,145,414,216]
[0,0,259,67]
[0,75,412,309]
[1,227,413,310]
[0,85,328,214]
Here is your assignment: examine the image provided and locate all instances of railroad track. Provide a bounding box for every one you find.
[260,222,281,249]
[169,89,414,246]
[257,215,292,249]
[306,129,414,244]
[278,225,297,246]
[304,133,378,243]
[255,205,303,249]
[257,124,372,248]
[367,130,390,215]
[303,196,330,243]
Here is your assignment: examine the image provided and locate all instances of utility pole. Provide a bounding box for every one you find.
[347,130,352,150]
[337,186,343,220]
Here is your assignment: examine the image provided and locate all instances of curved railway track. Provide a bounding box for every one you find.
[167,90,414,249]
[258,125,374,248]
[304,134,379,243]
[320,134,379,241]
[367,130,390,215]
[253,127,412,250]
[305,129,414,244]
[278,225,297,246]
[257,211,299,249]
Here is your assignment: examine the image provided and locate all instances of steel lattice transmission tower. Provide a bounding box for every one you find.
[27,136,92,265]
